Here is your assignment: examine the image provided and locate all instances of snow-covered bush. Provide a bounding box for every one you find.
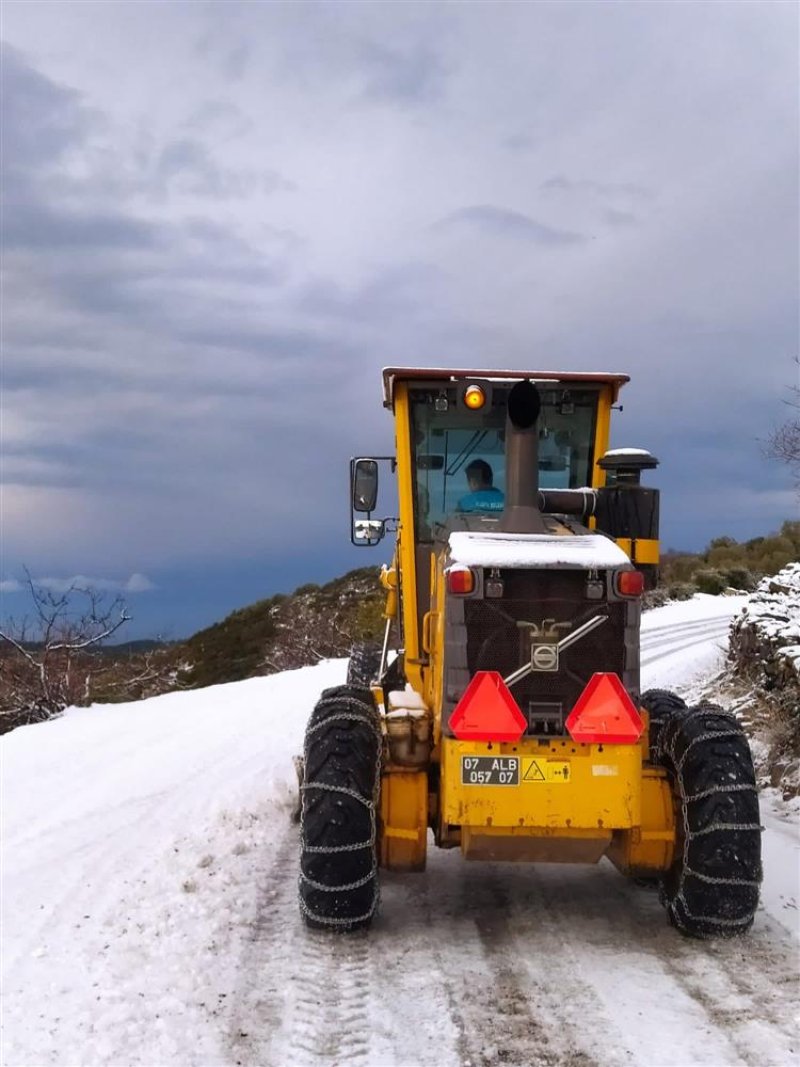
[730,562,800,690]
[730,563,800,785]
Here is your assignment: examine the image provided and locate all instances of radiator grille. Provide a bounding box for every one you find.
[461,570,626,733]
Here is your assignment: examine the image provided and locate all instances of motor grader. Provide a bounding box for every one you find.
[299,368,761,938]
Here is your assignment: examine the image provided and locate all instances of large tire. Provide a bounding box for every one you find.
[640,688,689,756]
[346,642,382,688]
[299,684,382,931]
[641,691,762,938]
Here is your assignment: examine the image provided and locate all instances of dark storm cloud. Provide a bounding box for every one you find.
[2,201,160,250]
[222,42,250,82]
[296,263,443,324]
[604,209,639,229]
[155,138,289,199]
[181,99,254,139]
[0,40,324,540]
[503,134,538,153]
[1,51,292,358]
[541,175,653,202]
[1,2,796,637]
[358,40,447,104]
[176,324,350,367]
[0,42,93,168]
[434,205,585,246]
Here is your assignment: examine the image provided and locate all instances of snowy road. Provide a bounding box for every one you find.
[2,595,798,1067]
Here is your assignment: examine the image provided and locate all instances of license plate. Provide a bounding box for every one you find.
[461,756,519,786]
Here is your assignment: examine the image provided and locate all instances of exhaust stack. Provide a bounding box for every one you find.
[500,380,547,533]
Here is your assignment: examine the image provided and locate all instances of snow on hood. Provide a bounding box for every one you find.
[448,531,631,569]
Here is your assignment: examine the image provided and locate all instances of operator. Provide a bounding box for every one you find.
[456,459,504,513]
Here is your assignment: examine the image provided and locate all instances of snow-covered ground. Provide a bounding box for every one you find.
[2,597,798,1067]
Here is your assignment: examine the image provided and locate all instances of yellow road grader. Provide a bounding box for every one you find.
[299,368,761,938]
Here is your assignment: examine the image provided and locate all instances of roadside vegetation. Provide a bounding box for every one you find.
[2,524,797,734]
[645,520,800,605]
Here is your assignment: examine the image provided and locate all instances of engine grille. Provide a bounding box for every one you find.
[460,570,627,733]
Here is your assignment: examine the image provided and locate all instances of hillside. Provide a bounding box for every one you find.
[179,567,385,689]
[2,522,797,732]
[177,522,800,691]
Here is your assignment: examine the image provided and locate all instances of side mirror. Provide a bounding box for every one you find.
[352,458,379,512]
[353,519,386,546]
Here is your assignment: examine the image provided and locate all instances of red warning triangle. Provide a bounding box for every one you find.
[565,673,643,744]
[449,671,527,742]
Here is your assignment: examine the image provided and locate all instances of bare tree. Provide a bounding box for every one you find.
[765,359,800,491]
[0,572,130,729]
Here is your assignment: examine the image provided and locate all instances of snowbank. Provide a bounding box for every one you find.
[3,600,796,1067]
[1,660,346,1067]
[730,561,800,687]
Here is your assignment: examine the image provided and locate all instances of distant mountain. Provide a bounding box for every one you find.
[98,639,170,657]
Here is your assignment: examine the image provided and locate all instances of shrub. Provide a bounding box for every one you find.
[666,581,697,601]
[692,569,727,595]
[721,566,757,592]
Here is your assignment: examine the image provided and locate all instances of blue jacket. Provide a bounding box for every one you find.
[457,487,504,513]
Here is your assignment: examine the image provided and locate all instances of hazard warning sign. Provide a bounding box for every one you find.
[521,759,571,784]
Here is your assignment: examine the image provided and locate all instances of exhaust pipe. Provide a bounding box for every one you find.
[500,380,547,533]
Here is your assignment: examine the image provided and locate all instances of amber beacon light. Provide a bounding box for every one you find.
[463,384,486,410]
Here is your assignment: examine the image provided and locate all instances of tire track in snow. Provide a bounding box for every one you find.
[287,931,372,1066]
[641,617,731,642]
[381,855,605,1067]
[520,864,764,1067]
[225,600,796,1066]
[227,824,373,1067]
[226,826,297,1064]
[556,858,800,1067]
[653,926,800,1064]
[640,624,730,668]
[447,867,601,1067]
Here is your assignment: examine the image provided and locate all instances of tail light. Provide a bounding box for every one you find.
[447,565,475,595]
[614,569,644,597]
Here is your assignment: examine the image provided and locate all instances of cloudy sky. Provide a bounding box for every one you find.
[2,1,798,639]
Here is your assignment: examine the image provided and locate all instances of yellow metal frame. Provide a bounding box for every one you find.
[392,382,424,694]
[614,537,660,566]
[440,737,642,830]
[592,386,614,489]
[377,372,671,874]
[379,765,427,871]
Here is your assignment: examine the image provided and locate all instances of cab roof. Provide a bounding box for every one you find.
[381,367,630,408]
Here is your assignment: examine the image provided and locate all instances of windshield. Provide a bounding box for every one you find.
[409,384,599,540]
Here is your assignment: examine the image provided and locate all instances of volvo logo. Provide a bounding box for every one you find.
[504,614,608,690]
[516,619,571,673]
[531,644,559,672]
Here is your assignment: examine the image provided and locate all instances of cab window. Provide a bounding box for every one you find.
[409,385,599,540]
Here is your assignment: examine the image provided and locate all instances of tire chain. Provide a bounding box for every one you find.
[645,693,763,937]
[346,643,383,689]
[299,689,383,930]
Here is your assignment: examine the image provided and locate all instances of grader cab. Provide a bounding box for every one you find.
[299,368,761,938]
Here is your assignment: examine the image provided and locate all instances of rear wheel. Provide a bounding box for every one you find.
[640,687,689,755]
[299,684,382,931]
[346,642,382,688]
[641,691,762,938]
